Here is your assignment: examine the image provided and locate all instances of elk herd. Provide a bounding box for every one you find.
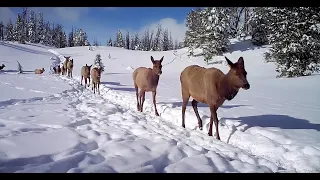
[2,54,250,141]
[51,56,103,95]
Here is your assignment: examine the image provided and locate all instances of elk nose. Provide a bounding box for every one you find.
[159,71,162,75]
[244,83,250,90]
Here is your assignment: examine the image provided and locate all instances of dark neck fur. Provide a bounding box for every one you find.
[221,72,239,101]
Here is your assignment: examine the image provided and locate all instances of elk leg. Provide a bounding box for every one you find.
[152,91,159,116]
[209,106,220,140]
[98,83,100,95]
[81,76,83,85]
[84,78,87,88]
[191,99,203,130]
[135,84,140,111]
[88,77,90,87]
[139,90,145,112]
[181,91,190,128]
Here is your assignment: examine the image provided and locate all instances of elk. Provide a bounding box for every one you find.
[62,56,70,75]
[52,65,61,74]
[133,56,164,116]
[91,67,101,94]
[67,58,74,78]
[34,68,45,74]
[0,64,5,70]
[180,56,250,140]
[81,64,92,88]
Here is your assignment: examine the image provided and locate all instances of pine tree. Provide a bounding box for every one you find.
[93,53,105,72]
[174,39,179,50]
[200,7,231,63]
[134,34,140,50]
[27,10,37,43]
[6,19,14,41]
[116,30,124,47]
[68,27,74,47]
[168,31,174,50]
[13,14,24,43]
[162,29,169,51]
[0,21,4,41]
[250,7,269,46]
[74,28,88,46]
[184,8,204,55]
[21,8,28,43]
[130,37,135,50]
[61,31,67,48]
[44,22,52,46]
[125,31,130,49]
[108,38,112,46]
[93,38,99,46]
[37,12,45,44]
[266,7,320,77]
[153,24,162,51]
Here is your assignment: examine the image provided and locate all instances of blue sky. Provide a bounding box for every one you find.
[0,7,194,45]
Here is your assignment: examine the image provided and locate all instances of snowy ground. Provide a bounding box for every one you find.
[0,40,319,173]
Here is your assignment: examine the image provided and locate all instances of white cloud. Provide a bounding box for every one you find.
[138,18,187,43]
[0,7,16,24]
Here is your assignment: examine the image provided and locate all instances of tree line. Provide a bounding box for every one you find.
[184,7,320,77]
[106,25,183,51]
[0,8,89,48]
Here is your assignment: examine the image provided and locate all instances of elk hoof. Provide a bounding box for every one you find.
[155,112,159,116]
[182,124,185,128]
[208,132,213,136]
[199,127,203,130]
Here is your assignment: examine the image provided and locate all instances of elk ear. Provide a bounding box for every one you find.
[237,57,244,68]
[86,64,88,66]
[160,56,164,63]
[151,56,155,64]
[225,56,234,68]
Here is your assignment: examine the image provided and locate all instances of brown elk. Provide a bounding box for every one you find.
[91,67,101,94]
[67,58,74,78]
[133,56,164,116]
[52,65,61,74]
[34,68,45,74]
[62,56,70,75]
[180,56,250,140]
[0,64,5,70]
[81,64,92,88]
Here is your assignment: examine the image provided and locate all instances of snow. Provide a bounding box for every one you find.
[0,39,320,173]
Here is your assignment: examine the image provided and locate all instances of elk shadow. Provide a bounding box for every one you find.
[101,81,135,92]
[223,114,320,132]
[159,101,249,109]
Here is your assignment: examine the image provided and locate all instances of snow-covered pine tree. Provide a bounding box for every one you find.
[174,39,179,50]
[27,10,37,43]
[21,8,28,44]
[68,27,74,47]
[250,7,269,46]
[93,38,99,46]
[37,12,45,44]
[168,31,174,50]
[162,29,169,51]
[184,8,204,55]
[153,24,162,51]
[116,30,124,48]
[133,33,140,50]
[125,31,130,49]
[93,53,105,72]
[74,28,88,46]
[17,61,23,74]
[0,22,4,41]
[61,31,67,48]
[44,22,52,46]
[13,14,24,43]
[6,19,14,41]
[200,7,231,64]
[130,36,135,50]
[107,38,112,46]
[266,7,320,77]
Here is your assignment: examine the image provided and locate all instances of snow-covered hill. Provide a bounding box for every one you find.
[0,39,319,173]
